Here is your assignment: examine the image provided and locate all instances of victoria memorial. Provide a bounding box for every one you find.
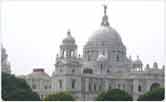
[2,5,165,101]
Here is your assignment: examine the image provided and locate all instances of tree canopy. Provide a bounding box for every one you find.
[96,88,133,101]
[2,72,40,101]
[44,91,75,101]
[137,87,164,101]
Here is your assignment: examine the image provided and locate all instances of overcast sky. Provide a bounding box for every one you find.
[2,1,165,76]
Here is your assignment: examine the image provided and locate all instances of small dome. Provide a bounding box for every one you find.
[62,30,75,44]
[97,54,107,62]
[146,64,150,69]
[27,68,50,80]
[153,62,158,69]
[134,56,142,65]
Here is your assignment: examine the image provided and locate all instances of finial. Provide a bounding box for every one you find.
[137,56,139,59]
[67,29,71,36]
[104,5,107,15]
[101,4,110,27]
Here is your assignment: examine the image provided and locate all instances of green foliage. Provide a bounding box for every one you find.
[2,72,40,101]
[96,91,106,101]
[96,89,133,101]
[137,87,164,101]
[44,91,75,101]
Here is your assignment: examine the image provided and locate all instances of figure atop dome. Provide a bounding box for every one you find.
[101,5,110,27]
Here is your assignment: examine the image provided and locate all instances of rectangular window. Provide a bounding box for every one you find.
[59,80,62,88]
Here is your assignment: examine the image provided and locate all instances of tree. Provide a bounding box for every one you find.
[137,87,164,101]
[2,72,40,101]
[44,92,75,101]
[96,89,133,101]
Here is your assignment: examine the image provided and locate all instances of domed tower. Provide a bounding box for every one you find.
[52,30,82,99]
[60,30,77,58]
[83,5,130,73]
[132,56,143,71]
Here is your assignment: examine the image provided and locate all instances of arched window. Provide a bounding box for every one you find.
[138,85,142,92]
[150,83,160,91]
[87,51,90,61]
[60,68,63,72]
[107,69,110,73]
[72,69,75,73]
[89,82,91,91]
[72,79,76,89]
[59,80,62,88]
[116,55,120,62]
[100,64,103,71]
[118,84,120,89]
[94,84,96,91]
[102,51,105,55]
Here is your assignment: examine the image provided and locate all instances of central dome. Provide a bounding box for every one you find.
[88,26,122,43]
[83,5,127,64]
[86,5,122,45]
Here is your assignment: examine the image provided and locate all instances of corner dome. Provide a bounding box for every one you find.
[62,30,75,44]
[134,56,143,65]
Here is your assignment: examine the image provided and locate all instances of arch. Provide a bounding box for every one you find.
[89,82,92,91]
[94,84,96,91]
[150,83,160,91]
[71,79,76,89]
[100,64,103,71]
[107,69,110,73]
[116,55,120,62]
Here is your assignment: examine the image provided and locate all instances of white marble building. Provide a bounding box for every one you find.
[23,6,164,100]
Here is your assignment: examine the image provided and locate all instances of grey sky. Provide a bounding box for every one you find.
[2,1,165,76]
